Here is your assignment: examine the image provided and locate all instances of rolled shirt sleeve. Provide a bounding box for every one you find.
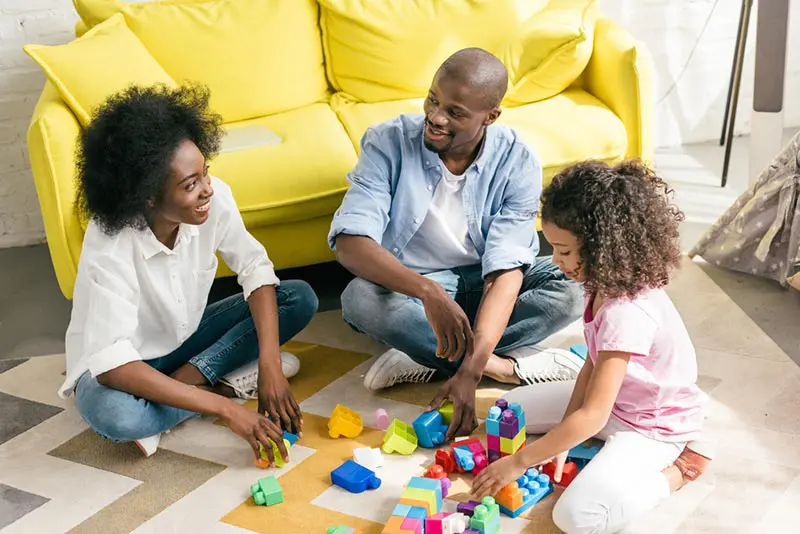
[83,259,143,377]
[481,150,541,278]
[215,180,280,299]
[328,127,394,250]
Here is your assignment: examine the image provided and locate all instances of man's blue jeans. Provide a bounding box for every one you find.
[341,258,583,378]
[74,280,318,442]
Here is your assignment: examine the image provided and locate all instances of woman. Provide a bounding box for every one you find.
[58,83,318,462]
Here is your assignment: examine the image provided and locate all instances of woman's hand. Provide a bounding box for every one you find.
[471,453,529,499]
[221,401,288,466]
[258,374,303,437]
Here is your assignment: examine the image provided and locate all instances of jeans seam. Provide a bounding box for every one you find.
[188,323,257,384]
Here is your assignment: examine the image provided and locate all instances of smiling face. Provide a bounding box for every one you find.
[542,219,585,282]
[152,139,214,226]
[422,71,500,155]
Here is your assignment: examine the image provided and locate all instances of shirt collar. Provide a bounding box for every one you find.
[420,123,496,175]
[140,224,200,259]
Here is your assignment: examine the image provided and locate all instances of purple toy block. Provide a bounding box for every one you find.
[464,530,480,534]
[499,409,519,439]
[488,449,502,463]
[457,500,481,517]
[441,477,452,498]
[486,433,500,452]
[495,399,508,411]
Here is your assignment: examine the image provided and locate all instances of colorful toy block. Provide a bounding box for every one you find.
[425,464,447,480]
[328,526,362,534]
[413,410,448,448]
[384,476,444,532]
[382,515,419,534]
[329,404,363,438]
[495,467,553,518]
[250,475,283,506]
[541,460,579,486]
[569,343,589,360]
[440,477,452,498]
[283,430,298,446]
[463,530,480,534]
[435,448,456,473]
[568,442,602,468]
[375,408,390,430]
[470,497,500,534]
[453,437,488,475]
[438,400,454,424]
[353,446,384,469]
[331,459,381,493]
[457,500,481,517]
[453,447,475,472]
[383,419,418,455]
[425,511,469,534]
[255,437,291,469]
[486,399,526,463]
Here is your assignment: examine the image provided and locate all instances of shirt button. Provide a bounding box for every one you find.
[414,217,420,224]
[427,185,433,191]
[425,160,430,165]
[392,247,399,253]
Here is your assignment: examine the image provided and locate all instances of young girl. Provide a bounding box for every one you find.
[472,160,712,534]
[59,84,318,461]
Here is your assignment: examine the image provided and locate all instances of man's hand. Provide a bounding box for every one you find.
[426,372,479,440]
[221,401,289,466]
[257,374,303,437]
[421,288,475,361]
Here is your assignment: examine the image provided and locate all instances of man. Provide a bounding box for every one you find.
[328,48,583,439]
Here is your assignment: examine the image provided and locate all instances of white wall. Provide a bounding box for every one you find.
[600,0,800,148]
[1,0,799,247]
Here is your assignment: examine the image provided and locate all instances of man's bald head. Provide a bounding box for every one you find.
[436,48,509,109]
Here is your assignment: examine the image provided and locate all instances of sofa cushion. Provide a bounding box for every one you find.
[503,0,598,105]
[318,0,546,102]
[23,13,177,126]
[73,0,207,28]
[209,103,357,228]
[330,89,627,183]
[75,0,329,123]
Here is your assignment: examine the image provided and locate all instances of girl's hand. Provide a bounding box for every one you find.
[471,454,528,499]
[539,450,570,483]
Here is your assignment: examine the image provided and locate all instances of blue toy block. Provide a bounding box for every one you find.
[497,468,554,518]
[454,447,475,472]
[412,411,448,448]
[567,443,602,468]
[283,430,298,446]
[485,406,501,436]
[407,475,443,512]
[570,344,588,360]
[407,506,428,520]
[392,503,412,517]
[331,459,381,493]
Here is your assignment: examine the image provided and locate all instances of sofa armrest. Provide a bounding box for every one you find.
[584,16,655,163]
[27,82,84,300]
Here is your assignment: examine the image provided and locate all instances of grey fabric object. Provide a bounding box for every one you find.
[689,130,800,288]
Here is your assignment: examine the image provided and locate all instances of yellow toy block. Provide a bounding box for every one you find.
[400,488,437,515]
[382,419,417,455]
[328,404,363,439]
[438,400,454,425]
[500,429,526,455]
[256,438,290,468]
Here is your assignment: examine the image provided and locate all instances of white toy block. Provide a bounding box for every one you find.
[443,512,469,534]
[353,446,383,469]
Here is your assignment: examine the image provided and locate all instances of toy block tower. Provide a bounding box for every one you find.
[485,399,526,463]
[382,476,443,534]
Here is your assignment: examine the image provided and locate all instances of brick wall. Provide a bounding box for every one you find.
[1,0,799,247]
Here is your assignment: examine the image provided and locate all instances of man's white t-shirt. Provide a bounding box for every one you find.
[402,161,481,273]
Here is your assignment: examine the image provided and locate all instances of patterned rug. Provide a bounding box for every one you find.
[1,259,799,533]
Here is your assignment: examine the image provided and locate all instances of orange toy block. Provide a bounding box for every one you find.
[381,515,406,534]
[328,404,363,438]
[541,461,579,486]
[495,481,524,511]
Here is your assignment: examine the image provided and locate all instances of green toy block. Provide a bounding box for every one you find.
[382,419,418,455]
[438,400,454,425]
[250,475,283,506]
[470,496,500,534]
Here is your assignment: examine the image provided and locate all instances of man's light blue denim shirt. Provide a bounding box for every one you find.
[328,114,542,279]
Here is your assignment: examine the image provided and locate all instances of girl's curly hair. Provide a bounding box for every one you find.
[75,83,224,235]
[541,159,685,299]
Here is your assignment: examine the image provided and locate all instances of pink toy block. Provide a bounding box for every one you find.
[425,512,448,534]
[472,453,488,475]
[375,409,390,430]
[486,434,500,451]
[400,516,422,534]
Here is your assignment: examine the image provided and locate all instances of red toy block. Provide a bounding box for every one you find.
[541,461,579,487]
[435,448,456,473]
[425,464,447,480]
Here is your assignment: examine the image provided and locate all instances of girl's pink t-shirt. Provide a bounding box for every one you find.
[584,288,705,443]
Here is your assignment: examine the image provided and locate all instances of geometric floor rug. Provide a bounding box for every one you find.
[1,259,799,533]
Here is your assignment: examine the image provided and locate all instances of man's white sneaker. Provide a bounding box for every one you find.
[134,434,161,457]
[502,346,584,386]
[218,352,301,400]
[363,349,436,391]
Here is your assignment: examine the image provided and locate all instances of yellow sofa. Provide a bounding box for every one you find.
[26,0,653,300]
